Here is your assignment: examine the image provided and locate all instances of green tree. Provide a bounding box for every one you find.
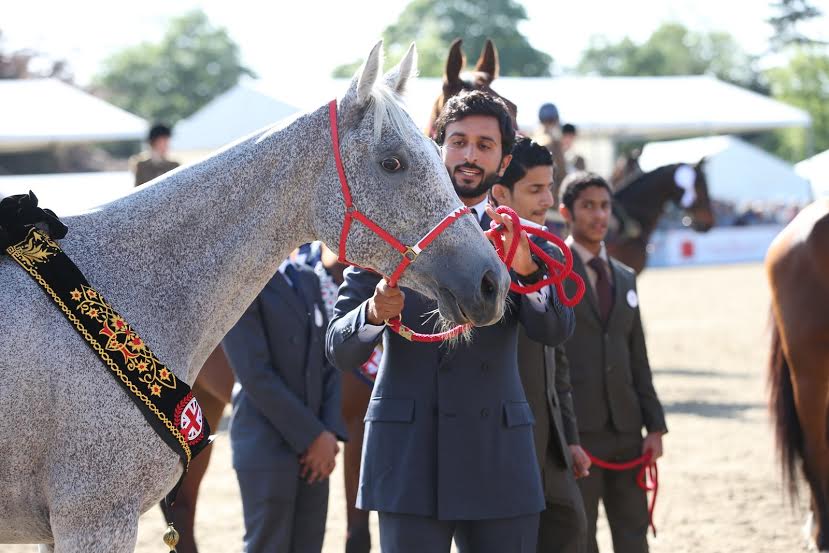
[577,23,767,93]
[332,0,551,78]
[766,50,829,160]
[768,0,825,51]
[92,11,254,124]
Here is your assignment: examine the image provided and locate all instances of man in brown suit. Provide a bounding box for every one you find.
[490,137,591,553]
[130,124,180,186]
[557,172,667,553]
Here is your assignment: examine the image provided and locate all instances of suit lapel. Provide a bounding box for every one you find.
[271,271,307,320]
[606,259,628,329]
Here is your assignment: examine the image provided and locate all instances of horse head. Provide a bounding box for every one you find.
[427,38,518,138]
[314,41,510,327]
[673,158,715,232]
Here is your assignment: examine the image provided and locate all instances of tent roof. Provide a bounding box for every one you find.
[0,79,148,152]
[171,75,812,152]
[639,135,813,204]
[795,149,829,198]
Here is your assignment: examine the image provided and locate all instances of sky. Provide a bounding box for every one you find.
[4,0,829,85]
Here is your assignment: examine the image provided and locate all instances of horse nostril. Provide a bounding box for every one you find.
[480,270,498,301]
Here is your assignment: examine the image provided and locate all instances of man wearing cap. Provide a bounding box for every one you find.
[130,124,180,187]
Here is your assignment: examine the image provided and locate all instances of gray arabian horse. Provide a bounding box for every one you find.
[0,41,511,552]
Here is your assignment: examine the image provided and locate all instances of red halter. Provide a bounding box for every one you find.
[328,100,585,342]
[329,99,470,288]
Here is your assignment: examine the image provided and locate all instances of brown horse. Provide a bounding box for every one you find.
[427,38,518,138]
[606,160,715,273]
[767,199,829,551]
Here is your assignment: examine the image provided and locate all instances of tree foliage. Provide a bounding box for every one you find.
[577,22,767,93]
[332,0,551,78]
[766,50,829,160]
[768,0,825,51]
[92,11,254,124]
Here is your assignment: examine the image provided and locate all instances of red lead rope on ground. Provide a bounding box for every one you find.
[585,451,659,537]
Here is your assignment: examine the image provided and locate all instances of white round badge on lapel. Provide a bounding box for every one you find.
[626,289,639,308]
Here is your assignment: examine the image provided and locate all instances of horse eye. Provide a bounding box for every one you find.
[381,157,403,172]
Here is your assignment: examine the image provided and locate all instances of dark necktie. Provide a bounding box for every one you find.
[587,257,612,324]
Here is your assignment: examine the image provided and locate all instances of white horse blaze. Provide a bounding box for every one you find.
[674,164,697,208]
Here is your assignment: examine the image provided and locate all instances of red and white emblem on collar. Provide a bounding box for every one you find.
[175,393,205,445]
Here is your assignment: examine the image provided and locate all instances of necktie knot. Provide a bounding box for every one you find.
[587,257,607,280]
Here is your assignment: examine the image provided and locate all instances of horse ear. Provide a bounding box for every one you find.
[696,156,707,170]
[444,38,464,86]
[340,41,383,124]
[474,39,499,79]
[384,43,418,96]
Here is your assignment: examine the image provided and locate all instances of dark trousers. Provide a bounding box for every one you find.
[378,511,540,553]
[577,431,649,553]
[538,463,587,553]
[236,468,329,553]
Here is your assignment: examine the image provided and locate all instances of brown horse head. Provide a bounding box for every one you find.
[427,38,518,137]
[681,158,715,232]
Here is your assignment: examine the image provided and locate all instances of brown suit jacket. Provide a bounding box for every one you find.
[518,333,581,502]
[130,153,180,187]
[563,252,667,435]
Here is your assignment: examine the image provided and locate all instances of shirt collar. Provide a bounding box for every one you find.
[468,196,490,222]
[565,235,608,265]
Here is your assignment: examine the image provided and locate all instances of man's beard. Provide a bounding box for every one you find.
[449,162,502,199]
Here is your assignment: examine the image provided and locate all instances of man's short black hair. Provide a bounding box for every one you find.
[498,137,553,191]
[562,123,577,136]
[148,124,172,144]
[559,171,612,212]
[434,90,516,156]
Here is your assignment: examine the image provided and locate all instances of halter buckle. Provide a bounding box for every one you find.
[403,246,419,262]
[397,325,413,340]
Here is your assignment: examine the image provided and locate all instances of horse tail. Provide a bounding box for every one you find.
[768,312,802,499]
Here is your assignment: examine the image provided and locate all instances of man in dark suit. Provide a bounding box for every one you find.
[222,258,348,553]
[326,91,575,553]
[490,137,591,553]
[557,172,667,553]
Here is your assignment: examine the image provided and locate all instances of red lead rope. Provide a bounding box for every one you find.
[585,451,659,537]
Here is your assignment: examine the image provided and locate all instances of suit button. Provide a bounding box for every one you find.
[480,408,490,418]
[606,364,613,373]
[290,336,298,345]
[481,362,489,372]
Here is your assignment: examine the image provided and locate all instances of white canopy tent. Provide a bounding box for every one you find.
[0,172,133,216]
[0,79,148,153]
[172,75,811,153]
[795,149,829,198]
[638,135,813,204]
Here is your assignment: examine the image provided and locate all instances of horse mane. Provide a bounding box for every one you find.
[368,80,420,142]
[614,163,680,203]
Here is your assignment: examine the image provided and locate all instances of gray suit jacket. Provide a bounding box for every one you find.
[223,264,347,471]
[326,221,575,520]
[563,252,667,435]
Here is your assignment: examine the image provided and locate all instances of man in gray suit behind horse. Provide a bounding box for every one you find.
[490,137,591,553]
[327,90,574,553]
[558,173,667,553]
[223,258,348,553]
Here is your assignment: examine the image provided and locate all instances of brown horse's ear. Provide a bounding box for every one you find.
[475,39,499,80]
[445,38,464,86]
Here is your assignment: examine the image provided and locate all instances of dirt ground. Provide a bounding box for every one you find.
[2,262,811,553]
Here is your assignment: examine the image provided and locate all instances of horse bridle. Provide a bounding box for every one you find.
[327,98,585,342]
[328,99,470,288]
